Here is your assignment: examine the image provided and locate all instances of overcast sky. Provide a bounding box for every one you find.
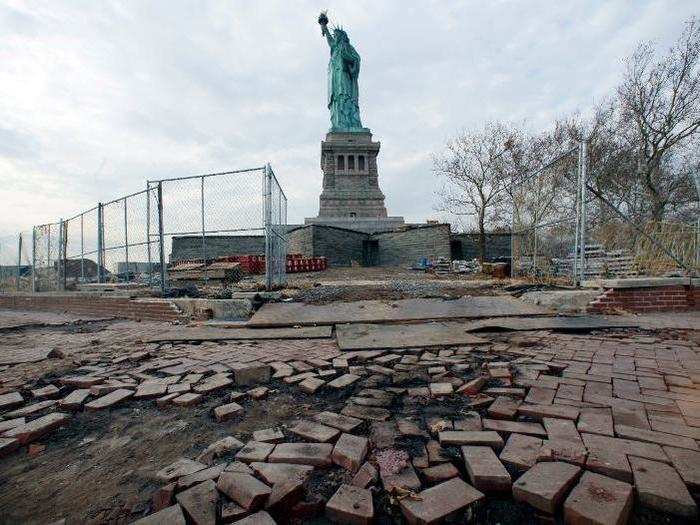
[1,0,697,242]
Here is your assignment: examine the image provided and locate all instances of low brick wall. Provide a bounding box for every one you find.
[0,294,188,322]
[588,278,699,313]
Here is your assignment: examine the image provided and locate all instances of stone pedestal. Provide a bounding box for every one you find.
[305,130,404,233]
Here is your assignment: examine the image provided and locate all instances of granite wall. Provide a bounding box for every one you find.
[374,224,452,267]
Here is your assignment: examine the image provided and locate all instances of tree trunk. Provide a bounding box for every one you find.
[478,211,486,262]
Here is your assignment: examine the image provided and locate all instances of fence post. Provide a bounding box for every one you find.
[123,198,129,283]
[201,176,207,285]
[157,181,167,294]
[97,203,104,283]
[16,233,22,291]
[80,213,85,282]
[579,140,588,285]
[31,227,36,292]
[146,183,153,287]
[264,165,272,291]
[573,145,582,286]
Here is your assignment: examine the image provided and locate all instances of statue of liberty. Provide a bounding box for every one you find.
[318,12,367,132]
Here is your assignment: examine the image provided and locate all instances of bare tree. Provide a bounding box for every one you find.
[618,16,700,221]
[433,122,516,260]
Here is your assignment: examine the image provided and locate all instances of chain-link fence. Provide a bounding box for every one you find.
[0,164,287,293]
[511,141,699,284]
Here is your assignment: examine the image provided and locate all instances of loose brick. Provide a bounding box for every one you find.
[151,483,176,512]
[328,373,361,389]
[517,403,579,421]
[299,377,325,393]
[31,384,60,399]
[59,375,103,388]
[213,402,244,422]
[454,412,483,431]
[487,396,521,419]
[341,404,391,421]
[134,382,168,400]
[268,442,333,467]
[247,386,269,400]
[289,420,340,443]
[332,433,368,472]
[250,462,313,485]
[236,441,275,463]
[0,391,24,410]
[325,484,374,525]
[177,463,226,490]
[614,424,699,451]
[629,456,698,518]
[663,446,700,491]
[193,374,233,394]
[482,419,546,437]
[379,461,421,493]
[312,411,363,432]
[266,475,305,517]
[235,511,276,525]
[351,462,378,488]
[172,393,202,407]
[3,412,70,445]
[58,389,90,410]
[499,433,543,470]
[429,383,453,397]
[438,431,504,448]
[253,428,285,444]
[577,407,614,436]
[457,376,487,395]
[132,504,186,525]
[564,471,633,525]
[85,388,134,410]
[0,417,25,433]
[524,386,556,405]
[400,477,484,525]
[420,462,459,484]
[5,399,57,418]
[231,363,271,386]
[156,458,207,482]
[0,437,20,457]
[175,479,219,524]
[513,461,580,513]
[461,446,511,492]
[217,472,271,510]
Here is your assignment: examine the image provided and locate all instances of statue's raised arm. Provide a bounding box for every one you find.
[317,12,365,132]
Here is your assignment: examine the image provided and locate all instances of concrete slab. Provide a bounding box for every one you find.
[248,297,549,327]
[336,322,488,350]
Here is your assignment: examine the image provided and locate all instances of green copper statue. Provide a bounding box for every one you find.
[318,12,367,132]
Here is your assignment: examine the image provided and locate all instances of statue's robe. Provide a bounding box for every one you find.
[327,39,363,130]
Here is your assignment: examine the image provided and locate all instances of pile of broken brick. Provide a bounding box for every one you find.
[2,329,700,524]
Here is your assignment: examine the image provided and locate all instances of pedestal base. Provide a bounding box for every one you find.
[304,216,405,234]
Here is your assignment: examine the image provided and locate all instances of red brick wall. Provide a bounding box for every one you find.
[0,294,187,322]
[588,284,698,313]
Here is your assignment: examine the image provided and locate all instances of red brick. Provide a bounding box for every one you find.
[216,472,271,510]
[325,484,374,525]
[564,471,633,525]
[513,461,581,513]
[461,445,511,492]
[399,477,484,525]
[332,433,368,472]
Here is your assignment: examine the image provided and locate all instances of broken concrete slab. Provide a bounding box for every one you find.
[336,322,489,350]
[248,297,548,327]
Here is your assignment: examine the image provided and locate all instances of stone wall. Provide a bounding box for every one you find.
[313,225,368,267]
[170,235,265,262]
[287,227,314,257]
[0,294,189,322]
[451,232,512,261]
[374,224,452,267]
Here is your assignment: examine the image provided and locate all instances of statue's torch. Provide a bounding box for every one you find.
[318,11,329,35]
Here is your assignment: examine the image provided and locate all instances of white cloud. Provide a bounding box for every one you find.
[0,0,696,237]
